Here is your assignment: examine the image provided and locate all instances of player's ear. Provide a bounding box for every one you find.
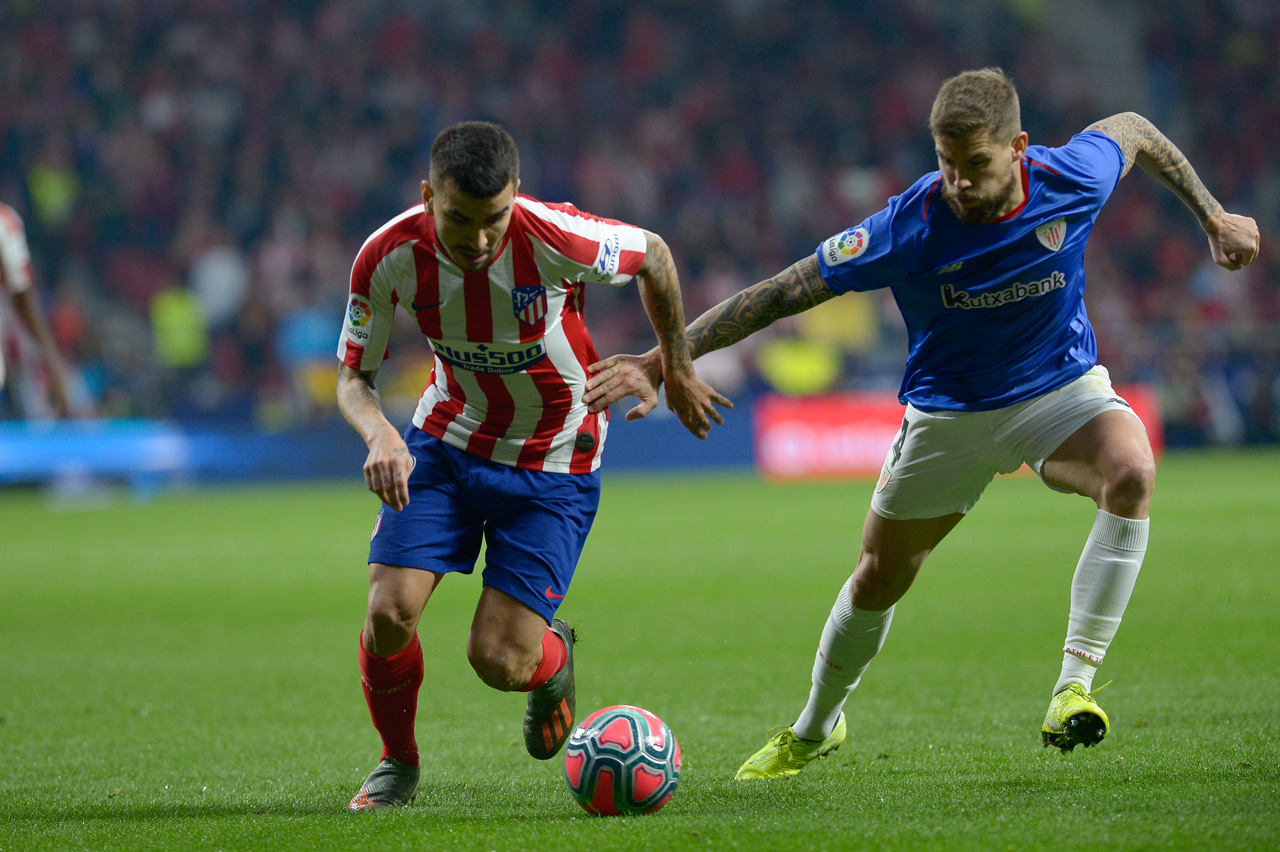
[422,180,434,214]
[1011,131,1029,160]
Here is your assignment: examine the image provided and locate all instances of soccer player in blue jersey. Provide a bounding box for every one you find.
[583,68,1260,775]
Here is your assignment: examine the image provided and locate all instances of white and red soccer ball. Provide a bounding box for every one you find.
[562,705,681,816]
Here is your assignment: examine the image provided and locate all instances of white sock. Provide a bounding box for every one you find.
[792,575,894,741]
[1053,510,1149,695]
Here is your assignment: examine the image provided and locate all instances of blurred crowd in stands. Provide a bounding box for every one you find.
[1,0,1277,445]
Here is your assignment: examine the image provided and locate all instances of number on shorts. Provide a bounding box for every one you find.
[889,416,911,469]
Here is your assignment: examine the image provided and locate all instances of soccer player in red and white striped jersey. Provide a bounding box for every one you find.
[341,179,652,473]
[338,122,728,810]
[0,202,71,418]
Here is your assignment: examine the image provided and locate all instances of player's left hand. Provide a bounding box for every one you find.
[660,365,733,440]
[584,351,664,418]
[1204,209,1260,271]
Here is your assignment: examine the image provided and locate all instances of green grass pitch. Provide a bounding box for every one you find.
[1,450,1277,851]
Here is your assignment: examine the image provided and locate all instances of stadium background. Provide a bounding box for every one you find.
[2,0,1278,479]
[3,5,1278,849]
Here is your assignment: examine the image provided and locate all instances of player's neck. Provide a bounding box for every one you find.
[986,161,1028,223]
[1001,178,1027,218]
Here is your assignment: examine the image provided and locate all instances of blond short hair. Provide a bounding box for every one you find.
[929,68,1021,143]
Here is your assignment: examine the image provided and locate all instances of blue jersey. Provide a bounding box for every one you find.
[817,130,1125,411]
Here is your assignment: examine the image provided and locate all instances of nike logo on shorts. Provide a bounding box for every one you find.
[544,586,566,600]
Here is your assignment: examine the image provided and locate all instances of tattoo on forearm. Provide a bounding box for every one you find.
[639,234,693,370]
[1087,112,1220,221]
[686,255,835,359]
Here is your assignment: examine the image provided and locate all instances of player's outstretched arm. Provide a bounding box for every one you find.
[684,254,835,360]
[337,363,413,511]
[631,230,732,439]
[585,254,836,414]
[1088,112,1260,270]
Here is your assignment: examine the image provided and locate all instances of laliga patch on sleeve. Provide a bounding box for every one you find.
[592,233,622,278]
[344,295,375,344]
[822,227,869,266]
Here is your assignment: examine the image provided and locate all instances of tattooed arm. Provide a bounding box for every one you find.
[1088,112,1260,270]
[584,253,833,415]
[635,230,696,373]
[684,254,835,360]
[631,230,732,438]
[337,363,413,510]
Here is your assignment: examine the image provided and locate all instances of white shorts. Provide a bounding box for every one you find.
[870,366,1144,520]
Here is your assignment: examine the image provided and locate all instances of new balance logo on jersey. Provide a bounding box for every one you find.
[941,271,1067,310]
[430,338,547,374]
[936,260,965,275]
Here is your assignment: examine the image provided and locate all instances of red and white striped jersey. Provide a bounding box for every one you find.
[0,203,35,386]
[338,195,648,474]
[0,204,33,297]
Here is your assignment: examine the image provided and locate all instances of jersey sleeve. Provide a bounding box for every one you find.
[0,205,34,294]
[337,236,408,370]
[816,191,923,295]
[516,197,648,287]
[1039,130,1125,207]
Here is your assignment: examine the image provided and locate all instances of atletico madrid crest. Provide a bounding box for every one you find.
[513,285,549,325]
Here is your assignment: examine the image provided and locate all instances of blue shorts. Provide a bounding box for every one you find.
[368,428,601,622]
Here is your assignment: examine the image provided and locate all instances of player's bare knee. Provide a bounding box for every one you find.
[365,603,417,654]
[467,642,533,691]
[1101,456,1156,517]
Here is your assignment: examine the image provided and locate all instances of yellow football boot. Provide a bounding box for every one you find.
[1041,683,1110,752]
[734,713,846,780]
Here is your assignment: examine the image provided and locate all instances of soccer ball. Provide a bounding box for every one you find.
[562,704,681,815]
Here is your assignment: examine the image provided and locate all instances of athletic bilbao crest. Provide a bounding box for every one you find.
[512,285,549,325]
[1036,217,1067,252]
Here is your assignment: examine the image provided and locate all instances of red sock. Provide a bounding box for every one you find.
[517,628,566,693]
[358,631,424,767]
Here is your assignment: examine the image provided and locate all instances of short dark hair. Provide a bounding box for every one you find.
[428,121,520,198]
[929,68,1021,143]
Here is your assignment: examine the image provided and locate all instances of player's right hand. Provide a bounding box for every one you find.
[364,428,414,511]
[1204,209,1260,271]
[662,366,732,440]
